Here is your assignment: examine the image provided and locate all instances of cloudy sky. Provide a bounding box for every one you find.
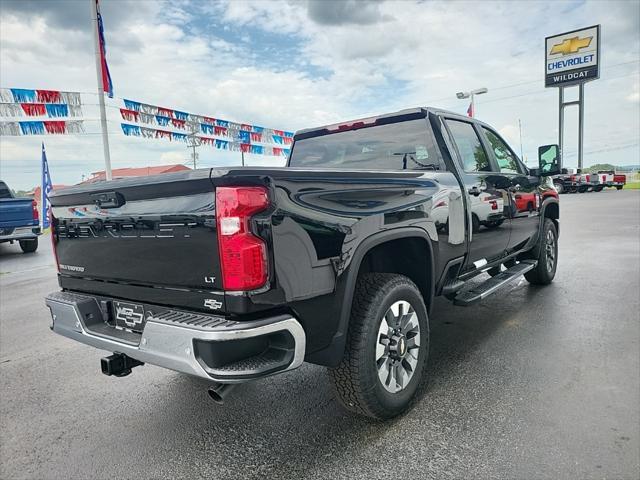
[1,0,638,190]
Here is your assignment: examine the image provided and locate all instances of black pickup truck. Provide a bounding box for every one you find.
[45,108,561,419]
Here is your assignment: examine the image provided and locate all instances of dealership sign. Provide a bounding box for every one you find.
[545,25,600,87]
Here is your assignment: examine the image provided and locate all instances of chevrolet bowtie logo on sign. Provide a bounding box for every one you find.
[545,25,600,87]
[550,36,592,56]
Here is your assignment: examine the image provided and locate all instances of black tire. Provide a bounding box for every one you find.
[554,182,564,194]
[329,273,429,419]
[471,214,480,233]
[19,238,38,253]
[594,185,604,192]
[578,185,588,193]
[524,219,558,285]
[616,185,623,191]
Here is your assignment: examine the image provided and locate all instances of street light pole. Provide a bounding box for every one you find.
[518,118,524,161]
[456,87,488,118]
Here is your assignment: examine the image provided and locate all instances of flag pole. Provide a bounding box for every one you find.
[91,0,112,181]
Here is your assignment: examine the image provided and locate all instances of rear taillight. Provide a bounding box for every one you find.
[215,186,269,291]
[31,200,39,222]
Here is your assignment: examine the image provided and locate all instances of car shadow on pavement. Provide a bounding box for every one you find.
[141,279,546,479]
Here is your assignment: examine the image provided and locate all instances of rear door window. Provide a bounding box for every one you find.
[444,120,491,172]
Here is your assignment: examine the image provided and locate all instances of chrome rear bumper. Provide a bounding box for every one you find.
[45,291,305,383]
[0,226,40,241]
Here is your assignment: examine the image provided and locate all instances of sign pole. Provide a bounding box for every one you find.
[558,87,564,166]
[546,25,599,172]
[578,83,585,171]
[91,0,112,181]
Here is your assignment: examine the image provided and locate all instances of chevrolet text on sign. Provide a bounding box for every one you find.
[545,25,600,87]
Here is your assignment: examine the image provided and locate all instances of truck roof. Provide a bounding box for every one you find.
[294,107,484,139]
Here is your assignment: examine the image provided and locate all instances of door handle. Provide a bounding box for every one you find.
[468,186,483,196]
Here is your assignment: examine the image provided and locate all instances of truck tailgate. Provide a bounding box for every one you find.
[0,198,38,229]
[50,171,224,292]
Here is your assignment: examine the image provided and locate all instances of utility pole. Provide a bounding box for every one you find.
[518,118,524,161]
[91,0,112,180]
[186,126,201,169]
[241,150,245,166]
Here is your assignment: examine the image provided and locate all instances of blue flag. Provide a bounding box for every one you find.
[41,143,53,228]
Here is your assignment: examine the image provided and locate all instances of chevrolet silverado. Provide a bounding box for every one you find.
[45,108,561,419]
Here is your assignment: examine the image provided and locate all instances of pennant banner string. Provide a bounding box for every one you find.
[0,120,86,136]
[0,88,83,105]
[120,123,290,158]
[119,108,294,147]
[121,98,294,138]
[0,102,83,118]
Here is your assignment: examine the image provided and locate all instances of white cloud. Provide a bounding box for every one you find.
[159,151,188,165]
[498,124,521,148]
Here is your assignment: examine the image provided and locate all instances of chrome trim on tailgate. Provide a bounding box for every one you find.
[45,291,306,383]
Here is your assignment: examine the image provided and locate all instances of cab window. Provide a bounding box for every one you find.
[288,119,445,171]
[445,120,491,172]
[483,128,524,174]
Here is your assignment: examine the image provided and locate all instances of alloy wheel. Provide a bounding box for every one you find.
[545,229,556,272]
[376,300,421,393]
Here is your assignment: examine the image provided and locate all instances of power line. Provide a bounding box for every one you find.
[563,142,640,157]
[419,59,640,106]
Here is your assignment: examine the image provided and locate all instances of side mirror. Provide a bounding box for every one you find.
[538,144,561,177]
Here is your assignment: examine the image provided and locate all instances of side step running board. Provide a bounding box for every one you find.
[454,260,537,306]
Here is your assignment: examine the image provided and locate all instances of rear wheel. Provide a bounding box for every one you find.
[616,185,623,191]
[19,238,38,253]
[524,218,557,285]
[329,273,429,419]
[554,182,564,194]
[471,214,480,233]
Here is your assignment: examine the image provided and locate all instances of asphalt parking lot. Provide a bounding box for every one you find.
[1,190,639,480]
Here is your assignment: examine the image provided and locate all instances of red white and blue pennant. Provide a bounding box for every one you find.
[0,88,82,105]
[120,123,290,158]
[0,120,85,136]
[119,98,294,157]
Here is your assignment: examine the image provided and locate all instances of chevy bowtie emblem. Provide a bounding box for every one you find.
[550,36,592,55]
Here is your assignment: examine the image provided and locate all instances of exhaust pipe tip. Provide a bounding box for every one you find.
[207,383,236,405]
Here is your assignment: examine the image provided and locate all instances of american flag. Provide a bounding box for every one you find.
[96,0,113,98]
[467,102,474,118]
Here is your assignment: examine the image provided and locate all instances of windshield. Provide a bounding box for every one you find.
[289,119,443,170]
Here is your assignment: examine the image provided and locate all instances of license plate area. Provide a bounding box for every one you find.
[113,301,146,333]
